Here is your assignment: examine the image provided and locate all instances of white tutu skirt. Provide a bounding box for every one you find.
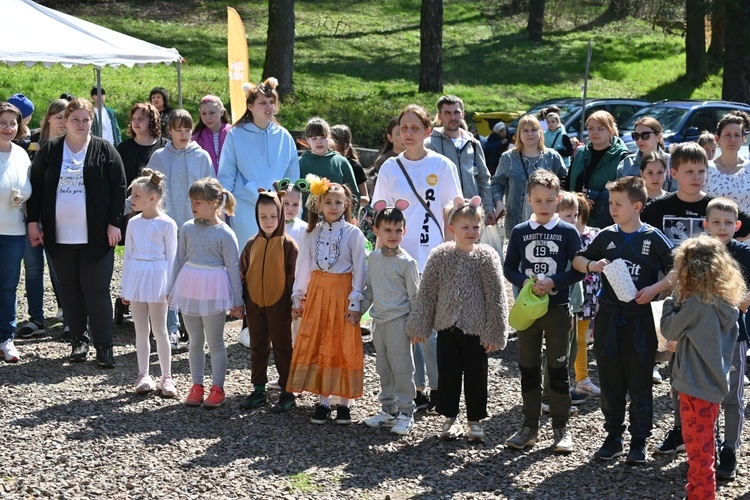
[169,263,234,316]
[121,259,170,303]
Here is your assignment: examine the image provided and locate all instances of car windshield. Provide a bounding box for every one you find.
[620,106,689,134]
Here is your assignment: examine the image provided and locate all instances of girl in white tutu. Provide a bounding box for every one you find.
[169,178,244,408]
[121,169,178,396]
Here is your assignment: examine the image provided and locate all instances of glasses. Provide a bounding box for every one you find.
[0,121,18,129]
[631,131,655,141]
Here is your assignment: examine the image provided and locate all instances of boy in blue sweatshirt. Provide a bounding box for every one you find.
[573,176,674,465]
[504,169,585,454]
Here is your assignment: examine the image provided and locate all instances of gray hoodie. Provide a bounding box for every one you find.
[425,128,493,213]
[660,294,739,403]
[146,141,214,228]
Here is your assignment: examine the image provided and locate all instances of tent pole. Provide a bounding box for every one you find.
[95,68,103,139]
[177,60,183,108]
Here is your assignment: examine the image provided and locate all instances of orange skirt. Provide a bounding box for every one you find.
[286,271,364,398]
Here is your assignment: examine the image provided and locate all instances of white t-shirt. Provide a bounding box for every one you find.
[705,160,750,214]
[372,150,463,271]
[97,107,114,145]
[56,142,89,244]
[0,144,32,236]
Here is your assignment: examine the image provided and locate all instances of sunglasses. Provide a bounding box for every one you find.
[631,131,655,141]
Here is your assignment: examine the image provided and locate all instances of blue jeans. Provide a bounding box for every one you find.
[413,331,439,390]
[23,236,61,323]
[0,235,26,342]
[167,307,179,334]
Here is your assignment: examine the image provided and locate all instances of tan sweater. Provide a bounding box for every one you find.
[406,242,509,349]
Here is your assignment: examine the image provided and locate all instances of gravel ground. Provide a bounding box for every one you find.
[2,259,750,499]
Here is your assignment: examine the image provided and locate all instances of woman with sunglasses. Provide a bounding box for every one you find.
[705,111,750,213]
[616,117,675,191]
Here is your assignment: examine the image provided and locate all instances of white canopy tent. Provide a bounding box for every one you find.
[1,0,184,132]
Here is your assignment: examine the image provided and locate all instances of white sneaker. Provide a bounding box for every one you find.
[364,410,397,428]
[0,339,19,363]
[135,374,155,394]
[391,413,414,436]
[157,375,177,398]
[56,308,64,319]
[239,327,250,348]
[553,427,574,453]
[574,378,601,396]
[267,379,282,391]
[440,417,463,441]
[466,421,485,443]
[168,331,179,351]
[652,366,663,384]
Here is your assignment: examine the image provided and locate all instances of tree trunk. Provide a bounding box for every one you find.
[419,0,443,93]
[707,0,725,60]
[605,0,630,19]
[263,0,295,99]
[722,0,750,102]
[685,0,708,83]
[527,0,545,42]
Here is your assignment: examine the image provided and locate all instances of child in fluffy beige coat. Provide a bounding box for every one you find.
[407,196,508,443]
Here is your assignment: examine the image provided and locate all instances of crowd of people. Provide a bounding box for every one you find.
[1,84,749,499]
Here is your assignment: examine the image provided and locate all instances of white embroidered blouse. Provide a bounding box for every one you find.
[292,216,367,311]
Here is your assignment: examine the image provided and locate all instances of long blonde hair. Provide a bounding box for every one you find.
[673,234,746,307]
[513,114,544,153]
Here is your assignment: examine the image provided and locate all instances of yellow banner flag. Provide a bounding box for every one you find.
[227,7,250,124]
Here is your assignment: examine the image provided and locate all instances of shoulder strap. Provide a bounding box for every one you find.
[550,131,561,149]
[396,158,444,239]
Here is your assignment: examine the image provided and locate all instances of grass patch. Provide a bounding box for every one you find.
[0,0,723,148]
[287,472,321,493]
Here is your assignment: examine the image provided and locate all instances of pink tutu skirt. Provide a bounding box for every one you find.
[169,263,233,316]
[121,259,170,303]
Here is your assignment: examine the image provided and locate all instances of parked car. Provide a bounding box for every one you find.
[472,110,525,137]
[619,99,750,153]
[506,97,650,142]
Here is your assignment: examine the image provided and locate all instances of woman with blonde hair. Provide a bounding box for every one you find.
[490,114,566,237]
[568,110,630,227]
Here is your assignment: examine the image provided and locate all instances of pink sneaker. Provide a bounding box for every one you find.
[203,385,225,408]
[157,375,177,398]
[185,384,204,406]
[134,374,155,394]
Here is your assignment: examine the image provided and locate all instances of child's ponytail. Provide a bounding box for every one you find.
[222,189,236,217]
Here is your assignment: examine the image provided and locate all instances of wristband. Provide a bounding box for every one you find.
[586,260,592,273]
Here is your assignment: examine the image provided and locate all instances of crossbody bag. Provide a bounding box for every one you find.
[396,158,444,239]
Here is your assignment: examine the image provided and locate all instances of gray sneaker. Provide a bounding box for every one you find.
[506,427,538,450]
[439,417,463,441]
[553,427,573,453]
[466,421,485,443]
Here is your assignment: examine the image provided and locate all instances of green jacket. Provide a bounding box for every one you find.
[299,150,360,220]
[92,105,122,147]
[568,136,630,194]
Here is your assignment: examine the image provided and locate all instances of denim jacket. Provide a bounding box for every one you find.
[491,147,567,237]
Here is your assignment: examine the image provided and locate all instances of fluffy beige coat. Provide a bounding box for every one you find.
[406,242,508,349]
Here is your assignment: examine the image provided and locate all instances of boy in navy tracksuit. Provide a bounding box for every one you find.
[703,197,750,480]
[573,176,673,464]
[503,170,585,454]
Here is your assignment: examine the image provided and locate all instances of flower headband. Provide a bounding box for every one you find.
[304,174,335,214]
[274,177,310,193]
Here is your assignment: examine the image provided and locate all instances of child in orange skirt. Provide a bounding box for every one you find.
[288,175,367,424]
